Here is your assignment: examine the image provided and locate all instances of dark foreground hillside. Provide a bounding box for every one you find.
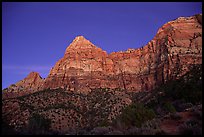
[2,64,202,135]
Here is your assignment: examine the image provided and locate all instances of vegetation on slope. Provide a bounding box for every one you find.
[2,64,202,135]
[112,103,156,128]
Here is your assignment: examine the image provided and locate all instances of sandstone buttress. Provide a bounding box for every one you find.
[3,14,202,98]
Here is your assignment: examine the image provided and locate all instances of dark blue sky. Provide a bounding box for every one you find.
[2,2,202,89]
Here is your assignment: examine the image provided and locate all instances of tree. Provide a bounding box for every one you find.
[28,113,52,134]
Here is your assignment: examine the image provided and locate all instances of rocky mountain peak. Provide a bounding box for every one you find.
[3,14,202,98]
[73,35,87,41]
[65,36,97,53]
[26,71,42,80]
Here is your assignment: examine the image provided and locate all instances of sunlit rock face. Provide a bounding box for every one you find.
[43,35,114,92]
[3,14,202,98]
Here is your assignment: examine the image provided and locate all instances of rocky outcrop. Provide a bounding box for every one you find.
[3,14,202,98]
[2,72,44,99]
[43,36,112,92]
[43,14,202,93]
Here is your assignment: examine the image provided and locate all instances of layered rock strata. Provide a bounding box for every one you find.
[3,14,202,98]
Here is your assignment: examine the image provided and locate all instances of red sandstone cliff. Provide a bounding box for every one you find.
[3,14,202,98]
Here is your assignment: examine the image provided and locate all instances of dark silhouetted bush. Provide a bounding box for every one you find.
[112,103,156,128]
[99,118,109,127]
[163,102,176,113]
[28,113,52,134]
[162,65,202,104]
[170,112,182,120]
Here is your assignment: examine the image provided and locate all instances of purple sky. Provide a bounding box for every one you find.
[2,2,202,89]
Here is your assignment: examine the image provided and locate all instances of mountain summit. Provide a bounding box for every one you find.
[65,36,97,51]
[3,14,202,98]
[26,72,42,80]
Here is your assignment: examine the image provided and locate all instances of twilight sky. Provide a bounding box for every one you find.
[2,2,202,89]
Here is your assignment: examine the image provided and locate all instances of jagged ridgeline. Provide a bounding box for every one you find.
[2,14,202,135]
[3,14,202,99]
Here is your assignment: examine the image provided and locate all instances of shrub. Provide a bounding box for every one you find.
[142,118,161,129]
[162,65,202,104]
[193,109,202,120]
[99,118,109,127]
[163,102,176,113]
[28,113,52,134]
[170,112,182,120]
[112,103,156,128]
[178,119,202,135]
[1,120,19,135]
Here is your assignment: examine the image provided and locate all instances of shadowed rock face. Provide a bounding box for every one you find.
[3,14,202,98]
[3,72,45,99]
